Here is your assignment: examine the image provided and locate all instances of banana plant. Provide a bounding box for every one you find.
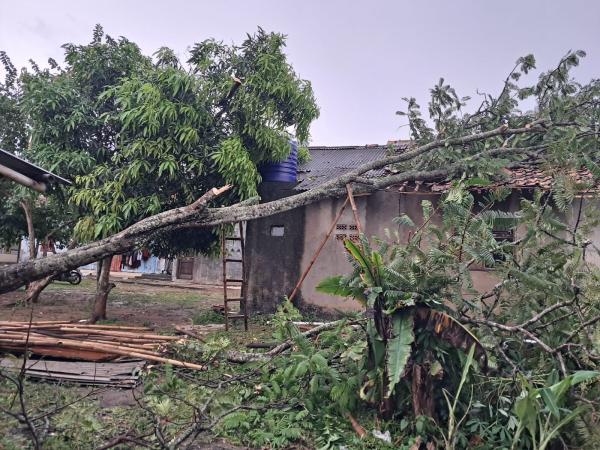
[317,238,486,419]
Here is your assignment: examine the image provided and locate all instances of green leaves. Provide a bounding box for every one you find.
[386,310,415,397]
[212,137,261,199]
[513,371,599,450]
[15,27,319,255]
[315,276,354,298]
[392,213,415,227]
[343,239,381,289]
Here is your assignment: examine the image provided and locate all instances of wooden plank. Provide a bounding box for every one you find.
[0,329,165,345]
[0,345,116,361]
[0,337,206,370]
[0,320,74,325]
[0,358,143,386]
[346,183,363,234]
[57,327,180,341]
[68,324,153,331]
[0,358,143,375]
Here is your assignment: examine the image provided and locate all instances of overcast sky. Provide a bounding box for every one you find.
[1,0,599,145]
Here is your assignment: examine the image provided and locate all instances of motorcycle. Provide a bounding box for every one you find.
[53,269,82,285]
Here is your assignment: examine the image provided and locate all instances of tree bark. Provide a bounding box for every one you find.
[411,363,436,418]
[20,200,36,260]
[91,255,114,323]
[25,276,53,303]
[373,298,395,420]
[96,258,103,282]
[0,185,232,293]
[19,199,53,303]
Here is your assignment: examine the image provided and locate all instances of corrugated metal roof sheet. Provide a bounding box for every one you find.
[0,148,71,186]
[295,142,597,193]
[295,143,410,191]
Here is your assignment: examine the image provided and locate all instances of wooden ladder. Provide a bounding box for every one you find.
[221,222,248,331]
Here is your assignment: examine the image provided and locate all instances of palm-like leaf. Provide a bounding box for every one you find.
[316,275,367,306]
[344,240,377,286]
[386,310,415,397]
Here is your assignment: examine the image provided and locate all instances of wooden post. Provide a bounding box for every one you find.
[288,197,349,303]
[346,184,363,234]
[221,226,229,331]
[238,221,248,331]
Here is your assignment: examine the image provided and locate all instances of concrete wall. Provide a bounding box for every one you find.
[245,182,305,313]
[0,247,19,265]
[245,187,600,314]
[567,197,600,267]
[245,189,447,313]
[298,191,401,311]
[173,242,242,285]
[190,254,224,285]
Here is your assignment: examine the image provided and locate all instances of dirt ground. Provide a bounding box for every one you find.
[0,279,261,449]
[0,278,225,330]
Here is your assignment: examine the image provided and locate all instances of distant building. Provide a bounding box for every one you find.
[0,247,19,266]
[0,149,71,266]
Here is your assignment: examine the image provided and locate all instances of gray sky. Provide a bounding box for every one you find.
[1,0,599,145]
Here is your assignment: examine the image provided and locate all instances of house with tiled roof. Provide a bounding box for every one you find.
[244,143,600,314]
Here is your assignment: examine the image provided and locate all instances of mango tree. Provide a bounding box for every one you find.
[18,26,319,321]
[0,52,74,302]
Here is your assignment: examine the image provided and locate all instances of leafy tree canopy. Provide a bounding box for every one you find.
[0,52,73,252]
[19,25,319,256]
[396,51,600,193]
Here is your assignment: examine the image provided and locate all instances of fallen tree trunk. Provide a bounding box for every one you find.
[0,185,232,293]
[0,123,545,293]
[24,276,53,304]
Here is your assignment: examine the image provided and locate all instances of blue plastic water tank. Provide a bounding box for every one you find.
[259,141,298,182]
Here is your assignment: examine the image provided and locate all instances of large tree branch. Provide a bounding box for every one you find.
[0,186,231,293]
[181,145,540,229]
[0,123,548,293]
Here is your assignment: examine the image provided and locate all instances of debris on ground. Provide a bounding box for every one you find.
[0,357,144,387]
[0,320,205,370]
[175,323,225,340]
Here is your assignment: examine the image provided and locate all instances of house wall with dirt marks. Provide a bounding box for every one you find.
[245,182,306,313]
[246,187,595,314]
[246,188,419,313]
[0,246,19,266]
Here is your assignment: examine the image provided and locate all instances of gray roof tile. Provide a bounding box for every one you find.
[295,143,409,190]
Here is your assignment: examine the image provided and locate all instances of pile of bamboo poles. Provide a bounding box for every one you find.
[0,320,205,370]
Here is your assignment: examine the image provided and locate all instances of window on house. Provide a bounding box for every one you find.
[491,229,515,263]
[335,223,350,243]
[270,225,285,237]
[334,223,361,244]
